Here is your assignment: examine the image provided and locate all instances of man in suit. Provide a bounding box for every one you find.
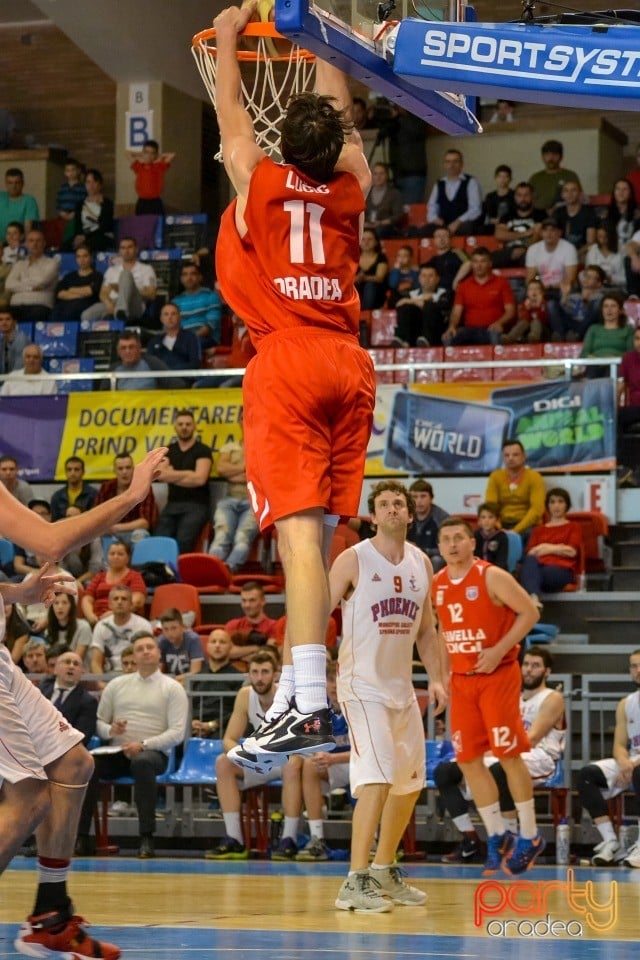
[40,649,97,746]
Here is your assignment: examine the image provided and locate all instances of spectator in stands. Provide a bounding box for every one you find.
[79,632,189,859]
[406,478,449,572]
[60,503,104,585]
[386,244,419,308]
[0,455,34,507]
[72,168,114,253]
[424,226,471,291]
[1,243,13,307]
[0,307,31,374]
[485,438,545,541]
[52,245,102,321]
[2,221,25,266]
[355,228,388,310]
[482,164,515,228]
[82,540,147,627]
[547,264,606,342]
[435,647,564,864]
[82,237,157,324]
[0,168,39,239]
[113,330,165,391]
[155,409,212,552]
[473,501,509,570]
[128,139,175,216]
[209,436,258,574]
[488,99,515,124]
[580,292,634,377]
[391,264,450,347]
[44,593,92,667]
[206,649,302,860]
[89,585,153,674]
[388,106,428,206]
[120,645,137,673]
[528,140,581,213]
[442,247,515,346]
[627,144,640,207]
[493,181,545,269]
[554,179,597,258]
[157,608,204,682]
[173,262,222,347]
[94,451,158,545]
[525,219,579,300]
[191,628,243,737]
[626,224,640,296]
[520,487,583,609]
[4,602,32,667]
[296,660,350,861]
[22,639,50,678]
[39,649,97,747]
[425,149,482,236]
[364,163,405,238]
[0,343,57,396]
[577,648,640,868]
[224,581,278,668]
[12,500,52,581]
[55,159,87,245]
[5,228,59,323]
[617,328,640,486]
[607,178,639,250]
[503,278,550,344]
[585,222,626,288]
[51,456,97,522]
[146,303,201,379]
[351,97,369,131]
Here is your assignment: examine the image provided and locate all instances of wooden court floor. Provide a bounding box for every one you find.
[1,858,639,959]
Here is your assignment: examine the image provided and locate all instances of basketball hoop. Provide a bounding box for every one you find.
[192,24,316,161]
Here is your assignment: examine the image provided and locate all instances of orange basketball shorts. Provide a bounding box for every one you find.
[242,327,376,531]
[450,660,530,763]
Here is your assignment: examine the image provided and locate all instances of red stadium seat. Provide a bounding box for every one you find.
[370,309,397,346]
[443,345,493,382]
[177,554,232,594]
[493,344,544,382]
[368,348,395,383]
[394,347,444,384]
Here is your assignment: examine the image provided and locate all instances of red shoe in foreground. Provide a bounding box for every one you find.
[15,910,121,960]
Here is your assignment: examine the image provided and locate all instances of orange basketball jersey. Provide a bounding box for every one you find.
[216,157,364,348]
[432,559,518,675]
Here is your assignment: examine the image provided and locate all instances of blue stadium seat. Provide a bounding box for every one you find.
[426,739,455,787]
[505,530,523,573]
[131,536,179,573]
[0,537,15,568]
[168,738,223,785]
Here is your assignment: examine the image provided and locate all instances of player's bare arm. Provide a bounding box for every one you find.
[612,697,636,785]
[415,556,448,714]
[328,546,359,609]
[314,60,371,197]
[527,689,565,747]
[0,564,75,609]
[474,566,539,674]
[222,685,251,753]
[214,2,266,203]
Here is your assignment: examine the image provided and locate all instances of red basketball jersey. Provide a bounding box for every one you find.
[432,559,518,675]
[216,157,364,347]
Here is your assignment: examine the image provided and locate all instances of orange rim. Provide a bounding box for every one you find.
[192,24,315,62]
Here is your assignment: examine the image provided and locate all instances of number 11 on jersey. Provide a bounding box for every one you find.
[284,200,326,265]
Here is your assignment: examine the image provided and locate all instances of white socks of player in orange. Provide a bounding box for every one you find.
[596,820,617,843]
[515,799,537,840]
[265,664,295,721]
[477,802,506,837]
[291,644,327,713]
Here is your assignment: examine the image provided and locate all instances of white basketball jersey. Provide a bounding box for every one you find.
[338,538,429,709]
[520,686,565,761]
[247,687,267,733]
[625,690,640,760]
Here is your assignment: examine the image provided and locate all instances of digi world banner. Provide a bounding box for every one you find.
[0,380,615,482]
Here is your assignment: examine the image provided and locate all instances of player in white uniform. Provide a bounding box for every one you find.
[207,650,303,860]
[435,646,565,863]
[330,480,447,913]
[0,448,165,960]
[577,647,640,867]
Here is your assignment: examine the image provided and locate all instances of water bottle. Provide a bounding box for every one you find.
[619,819,635,854]
[270,810,283,849]
[555,818,570,865]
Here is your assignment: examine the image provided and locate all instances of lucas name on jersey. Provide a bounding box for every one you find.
[284,170,330,195]
[371,596,420,624]
[274,275,343,301]
[443,627,487,654]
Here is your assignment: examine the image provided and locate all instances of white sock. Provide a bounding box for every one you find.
[265,665,295,722]
[370,861,393,870]
[309,819,325,840]
[504,816,518,834]
[223,812,244,845]
[283,816,299,841]
[597,819,617,843]
[477,802,506,837]
[291,644,327,713]
[453,813,475,833]
[515,799,537,840]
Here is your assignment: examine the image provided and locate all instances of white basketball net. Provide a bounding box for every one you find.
[192,31,316,161]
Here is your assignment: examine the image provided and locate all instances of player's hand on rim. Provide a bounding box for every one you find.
[214,1,258,36]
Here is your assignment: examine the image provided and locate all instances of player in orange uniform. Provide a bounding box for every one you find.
[212,3,375,766]
[433,517,545,875]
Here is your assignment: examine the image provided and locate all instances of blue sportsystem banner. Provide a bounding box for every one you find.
[391,21,640,111]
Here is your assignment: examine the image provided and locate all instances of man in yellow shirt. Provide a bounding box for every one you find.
[485,439,545,543]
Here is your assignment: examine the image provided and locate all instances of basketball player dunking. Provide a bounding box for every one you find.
[434,517,545,875]
[330,480,447,912]
[213,3,376,768]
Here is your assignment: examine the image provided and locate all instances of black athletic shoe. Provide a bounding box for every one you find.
[441,833,484,863]
[243,699,336,756]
